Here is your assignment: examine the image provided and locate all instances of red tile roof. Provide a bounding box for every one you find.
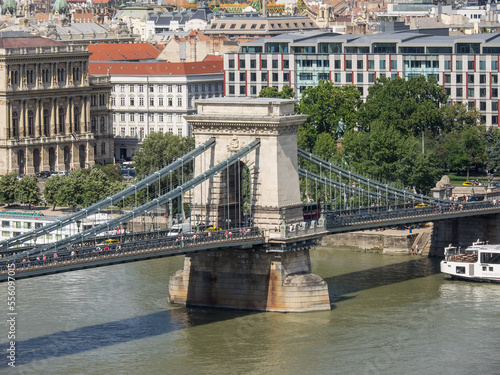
[89,58,223,76]
[88,43,161,61]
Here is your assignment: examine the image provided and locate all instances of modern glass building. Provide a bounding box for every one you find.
[224,29,500,127]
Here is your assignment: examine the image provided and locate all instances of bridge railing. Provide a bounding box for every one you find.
[325,201,496,228]
[0,227,264,275]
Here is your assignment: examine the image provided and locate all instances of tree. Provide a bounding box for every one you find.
[0,173,19,205]
[43,176,64,210]
[258,85,295,99]
[15,176,41,209]
[134,132,195,179]
[358,76,447,136]
[297,81,361,137]
[440,102,479,133]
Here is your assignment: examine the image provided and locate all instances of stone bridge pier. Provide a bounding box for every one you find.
[168,98,330,312]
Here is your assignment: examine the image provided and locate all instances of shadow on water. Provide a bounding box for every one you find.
[325,257,442,298]
[1,306,256,368]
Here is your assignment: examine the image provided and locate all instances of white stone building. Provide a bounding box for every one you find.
[89,57,224,161]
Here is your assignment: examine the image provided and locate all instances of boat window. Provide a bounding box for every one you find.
[456,266,466,274]
[489,267,494,271]
[480,252,500,264]
[483,266,487,271]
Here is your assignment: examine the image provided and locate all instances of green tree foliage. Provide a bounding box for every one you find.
[43,175,64,210]
[15,176,41,209]
[0,173,19,205]
[134,132,195,179]
[440,102,480,132]
[485,128,500,173]
[258,85,295,99]
[358,76,447,136]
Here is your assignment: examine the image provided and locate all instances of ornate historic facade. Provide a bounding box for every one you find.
[0,31,113,176]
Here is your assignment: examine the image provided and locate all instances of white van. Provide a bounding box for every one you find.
[167,222,192,237]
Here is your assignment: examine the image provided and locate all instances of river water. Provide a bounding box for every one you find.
[2,245,500,375]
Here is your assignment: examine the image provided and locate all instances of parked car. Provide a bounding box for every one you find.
[414,203,430,208]
[36,171,51,179]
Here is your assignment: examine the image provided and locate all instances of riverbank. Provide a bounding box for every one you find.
[321,226,433,255]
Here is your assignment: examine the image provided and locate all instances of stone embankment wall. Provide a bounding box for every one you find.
[321,230,422,254]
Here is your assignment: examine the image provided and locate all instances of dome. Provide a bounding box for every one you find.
[53,0,69,14]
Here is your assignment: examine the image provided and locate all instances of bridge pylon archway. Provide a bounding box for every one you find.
[186,97,308,234]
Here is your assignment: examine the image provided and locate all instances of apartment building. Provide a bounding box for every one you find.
[89,56,224,161]
[224,29,500,127]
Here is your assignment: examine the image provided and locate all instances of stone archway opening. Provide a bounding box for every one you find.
[216,160,252,229]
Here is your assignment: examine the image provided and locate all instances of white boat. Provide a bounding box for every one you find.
[440,240,500,282]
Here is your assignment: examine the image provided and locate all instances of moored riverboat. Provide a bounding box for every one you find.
[440,240,500,282]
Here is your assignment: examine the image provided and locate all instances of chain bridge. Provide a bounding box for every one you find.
[2,97,500,312]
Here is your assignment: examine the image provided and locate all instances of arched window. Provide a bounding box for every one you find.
[74,107,80,133]
[91,117,97,132]
[28,111,34,137]
[12,112,19,137]
[58,107,65,133]
[100,116,105,134]
[43,109,50,136]
[101,142,106,155]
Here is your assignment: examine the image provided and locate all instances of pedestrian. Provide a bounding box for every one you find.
[415,244,419,255]
[53,252,58,262]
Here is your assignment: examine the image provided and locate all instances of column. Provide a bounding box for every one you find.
[20,100,25,138]
[65,98,71,135]
[51,98,57,135]
[7,100,11,139]
[35,99,41,139]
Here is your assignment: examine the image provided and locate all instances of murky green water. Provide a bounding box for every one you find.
[2,245,500,375]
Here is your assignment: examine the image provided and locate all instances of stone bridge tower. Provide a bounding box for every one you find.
[187,97,307,237]
[168,98,331,312]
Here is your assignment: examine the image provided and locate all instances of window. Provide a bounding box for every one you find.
[456,74,463,84]
[229,72,235,82]
[229,86,235,95]
[493,88,498,98]
[284,73,289,81]
[346,60,352,69]
[27,69,35,84]
[445,88,451,96]
[368,60,374,70]
[129,85,134,92]
[240,72,246,81]
[346,73,352,82]
[493,75,498,84]
[335,60,341,69]
[273,73,279,81]
[468,75,474,84]
[159,97,164,106]
[493,115,498,125]
[177,98,182,106]
[120,84,125,92]
[480,88,486,97]
[178,129,183,136]
[167,85,172,93]
[130,113,135,122]
[129,98,135,106]
[239,59,246,69]
[283,60,289,69]
[120,97,125,106]
[228,59,235,68]
[468,61,474,70]
[493,61,498,71]
[240,85,245,95]
[468,101,474,110]
[168,98,173,106]
[357,73,363,83]
[261,72,267,81]
[101,142,106,155]
[391,60,397,70]
[131,127,136,137]
[150,85,154,93]
[480,60,486,70]
[456,61,463,70]
[357,60,363,69]
[468,88,474,98]
[480,74,486,84]
[445,74,451,84]
[368,73,375,83]
[493,102,498,111]
[335,73,341,82]
[150,97,154,106]
[261,60,267,69]
[272,60,278,69]
[456,88,463,97]
[139,85,144,93]
[250,59,256,69]
[177,85,182,93]
[480,101,487,111]
[120,114,125,122]
[445,60,451,70]
[139,97,144,106]
[380,60,386,69]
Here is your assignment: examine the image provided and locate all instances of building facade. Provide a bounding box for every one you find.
[89,57,224,161]
[0,32,113,176]
[224,29,500,128]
